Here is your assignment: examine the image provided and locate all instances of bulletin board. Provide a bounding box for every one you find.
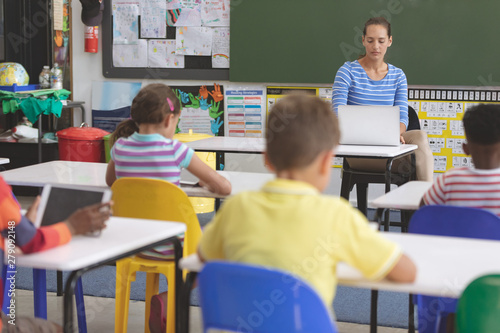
[408,87,500,172]
[101,0,229,80]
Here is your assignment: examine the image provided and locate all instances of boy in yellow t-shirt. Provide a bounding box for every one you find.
[198,94,416,310]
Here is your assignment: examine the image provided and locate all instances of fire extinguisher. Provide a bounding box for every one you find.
[84,26,99,53]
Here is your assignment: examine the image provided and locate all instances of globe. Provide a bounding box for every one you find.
[0,62,29,86]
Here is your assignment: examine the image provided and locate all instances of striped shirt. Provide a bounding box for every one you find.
[110,132,194,186]
[422,167,500,217]
[332,60,409,127]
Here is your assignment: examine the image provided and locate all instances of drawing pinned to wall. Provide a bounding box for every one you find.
[176,27,212,55]
[212,28,229,68]
[224,85,266,138]
[148,40,185,68]
[167,9,182,26]
[141,7,167,38]
[112,3,140,44]
[201,0,230,26]
[172,84,224,136]
[167,0,182,9]
[113,40,148,67]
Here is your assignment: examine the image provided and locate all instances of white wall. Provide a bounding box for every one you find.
[70,2,410,205]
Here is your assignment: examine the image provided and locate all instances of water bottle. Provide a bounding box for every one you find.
[50,63,63,89]
[39,65,51,89]
[12,124,39,139]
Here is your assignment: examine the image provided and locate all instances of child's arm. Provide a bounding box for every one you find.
[385,254,417,283]
[187,154,231,195]
[106,160,117,187]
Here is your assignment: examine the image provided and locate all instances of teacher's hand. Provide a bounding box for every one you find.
[400,136,406,144]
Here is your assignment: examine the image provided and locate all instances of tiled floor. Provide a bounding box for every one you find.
[14,289,408,333]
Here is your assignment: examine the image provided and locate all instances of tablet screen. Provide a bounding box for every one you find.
[37,185,111,227]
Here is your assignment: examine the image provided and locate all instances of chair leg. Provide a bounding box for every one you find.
[75,278,87,333]
[115,259,134,333]
[356,183,368,216]
[33,269,47,319]
[370,290,378,333]
[145,272,161,333]
[408,294,415,333]
[57,270,63,296]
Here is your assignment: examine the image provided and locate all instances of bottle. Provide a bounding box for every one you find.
[50,63,63,89]
[17,116,33,127]
[39,65,51,89]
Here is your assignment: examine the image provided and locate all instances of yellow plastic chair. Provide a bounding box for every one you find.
[111,177,202,333]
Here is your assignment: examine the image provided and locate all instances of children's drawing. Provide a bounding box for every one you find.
[112,4,139,44]
[175,27,212,56]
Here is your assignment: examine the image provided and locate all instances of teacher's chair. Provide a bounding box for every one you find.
[111,177,202,333]
[340,106,420,224]
[198,261,338,333]
[409,205,500,333]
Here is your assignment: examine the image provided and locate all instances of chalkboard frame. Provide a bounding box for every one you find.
[101,0,229,80]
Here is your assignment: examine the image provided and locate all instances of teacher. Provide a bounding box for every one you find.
[332,17,433,181]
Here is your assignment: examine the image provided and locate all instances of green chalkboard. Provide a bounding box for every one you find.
[230,0,500,86]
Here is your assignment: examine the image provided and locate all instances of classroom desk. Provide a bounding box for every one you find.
[16,216,186,333]
[178,232,500,333]
[0,158,9,165]
[0,160,275,198]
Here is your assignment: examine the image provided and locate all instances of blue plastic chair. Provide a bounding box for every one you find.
[409,205,500,333]
[198,261,338,333]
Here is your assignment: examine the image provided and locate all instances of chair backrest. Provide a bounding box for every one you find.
[111,177,202,257]
[198,261,338,333]
[409,205,500,239]
[407,106,421,131]
[456,274,500,333]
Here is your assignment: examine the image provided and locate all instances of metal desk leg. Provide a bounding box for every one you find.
[408,294,415,333]
[180,272,198,333]
[370,290,378,333]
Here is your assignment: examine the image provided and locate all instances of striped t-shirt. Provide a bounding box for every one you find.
[422,167,500,217]
[110,132,194,186]
[332,60,409,127]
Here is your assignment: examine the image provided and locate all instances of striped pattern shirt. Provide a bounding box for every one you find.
[422,167,500,217]
[332,60,409,127]
[111,132,194,186]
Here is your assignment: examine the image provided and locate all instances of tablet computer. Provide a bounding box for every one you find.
[35,184,112,229]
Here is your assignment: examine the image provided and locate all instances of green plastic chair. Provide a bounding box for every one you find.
[456,274,500,333]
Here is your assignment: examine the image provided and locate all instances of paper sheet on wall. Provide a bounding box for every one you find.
[169,8,201,26]
[53,0,64,30]
[201,0,230,26]
[113,40,148,67]
[112,4,140,44]
[141,7,167,38]
[176,27,212,55]
[211,28,229,68]
[225,85,266,138]
[148,40,185,68]
[166,0,182,9]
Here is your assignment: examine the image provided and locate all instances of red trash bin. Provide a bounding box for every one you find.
[56,123,110,162]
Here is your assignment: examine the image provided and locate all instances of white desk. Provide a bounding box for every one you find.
[0,160,275,198]
[179,232,500,332]
[370,181,433,211]
[0,158,9,165]
[17,216,185,333]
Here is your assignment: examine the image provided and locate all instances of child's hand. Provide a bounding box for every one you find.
[179,91,190,104]
[65,202,112,236]
[209,101,223,118]
[187,93,200,109]
[25,195,41,222]
[208,83,224,103]
[210,117,223,135]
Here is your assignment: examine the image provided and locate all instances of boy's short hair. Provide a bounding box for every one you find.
[463,104,500,145]
[266,94,340,171]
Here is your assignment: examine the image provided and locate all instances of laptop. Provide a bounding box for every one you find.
[338,105,401,146]
[35,184,111,231]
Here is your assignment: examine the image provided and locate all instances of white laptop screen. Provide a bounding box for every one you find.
[338,105,400,146]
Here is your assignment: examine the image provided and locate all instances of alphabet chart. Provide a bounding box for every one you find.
[409,87,500,172]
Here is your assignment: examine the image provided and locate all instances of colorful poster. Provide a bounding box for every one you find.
[112,4,140,44]
[172,84,225,136]
[141,7,167,38]
[148,40,185,68]
[201,0,230,26]
[225,86,266,138]
[211,28,229,68]
[176,27,212,55]
[408,87,500,172]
